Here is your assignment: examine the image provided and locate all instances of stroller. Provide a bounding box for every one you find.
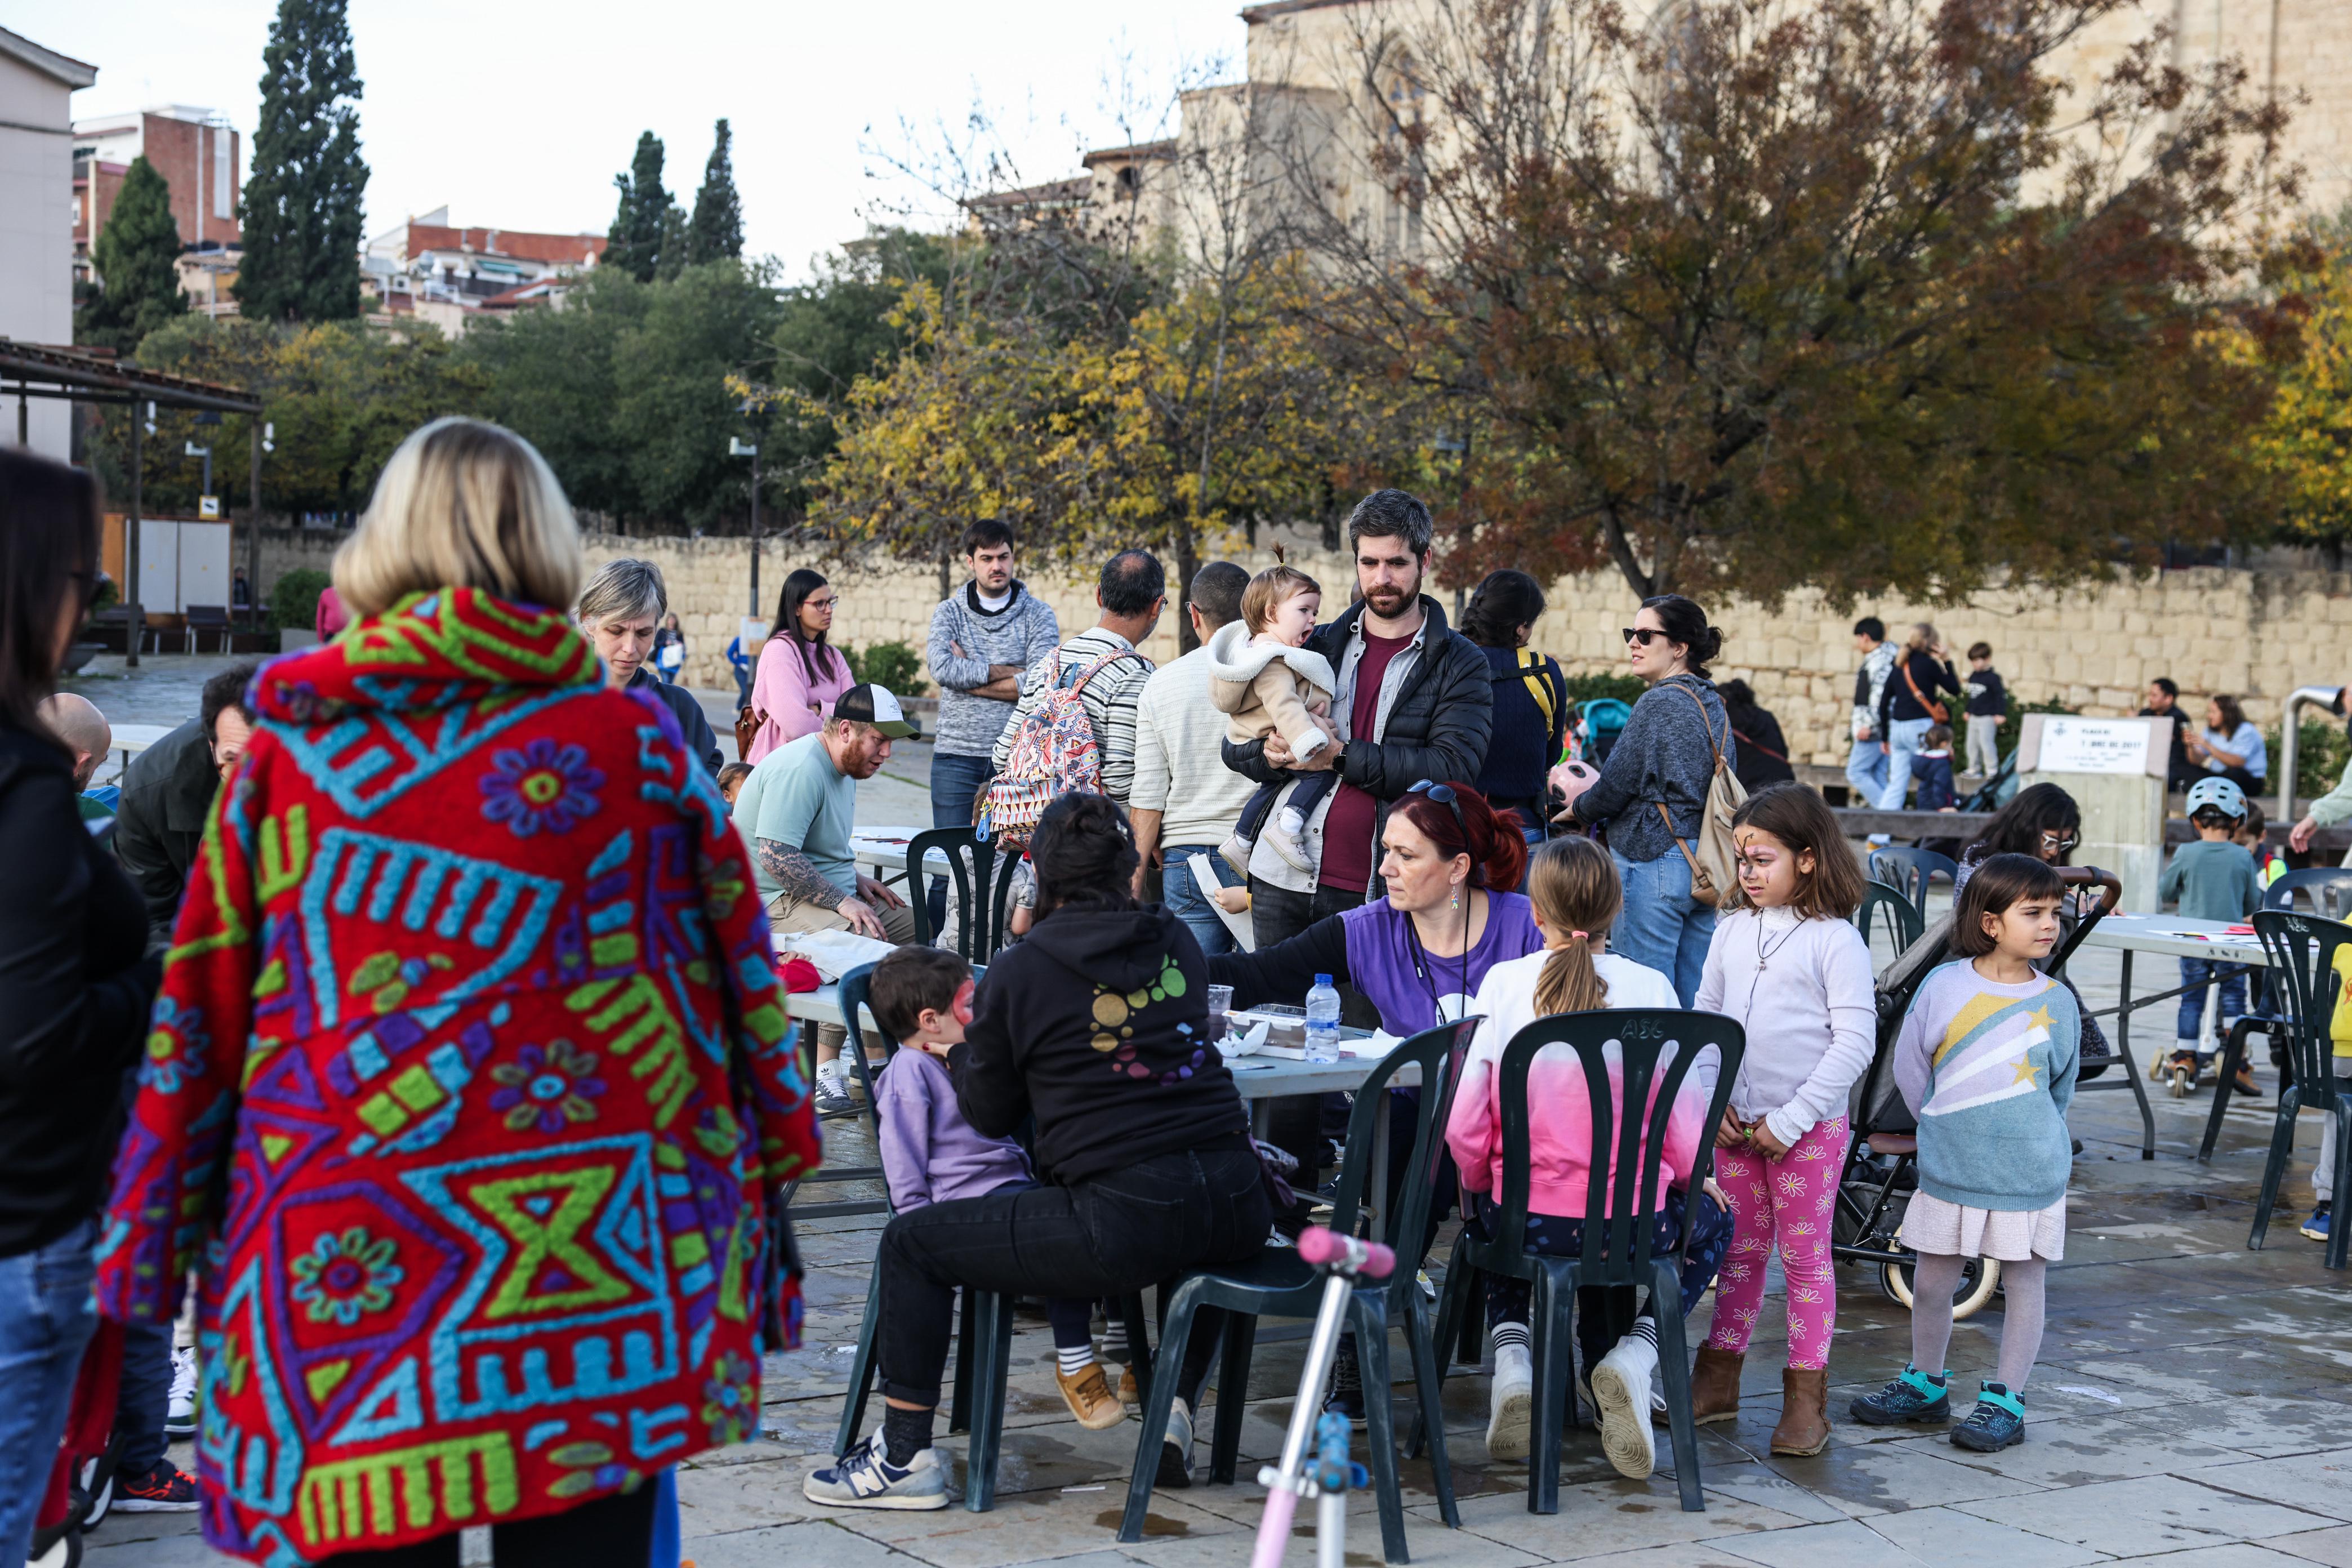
[1832,865,2120,1319]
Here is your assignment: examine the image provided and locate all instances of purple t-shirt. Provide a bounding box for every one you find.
[1338,892,1543,1037]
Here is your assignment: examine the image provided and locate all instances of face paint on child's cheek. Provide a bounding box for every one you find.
[952,978,977,1027]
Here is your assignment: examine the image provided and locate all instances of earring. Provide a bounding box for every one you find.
[1449,888,1461,910]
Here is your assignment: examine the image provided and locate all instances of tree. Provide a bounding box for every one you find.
[77,157,187,351]
[2252,214,2352,556]
[1262,0,2304,605]
[237,0,368,322]
[688,119,745,265]
[607,131,675,283]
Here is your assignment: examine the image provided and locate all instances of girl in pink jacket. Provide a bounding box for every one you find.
[746,569,854,761]
[1447,836,1732,1479]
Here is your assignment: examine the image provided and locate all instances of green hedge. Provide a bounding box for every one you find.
[843,639,928,699]
[2266,719,2351,800]
[268,568,332,634]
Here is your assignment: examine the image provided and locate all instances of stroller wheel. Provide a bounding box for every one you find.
[1885,1257,2002,1320]
[28,1527,83,1568]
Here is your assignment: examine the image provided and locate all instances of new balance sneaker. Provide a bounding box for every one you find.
[115,1462,199,1513]
[1485,1340,1533,1462]
[165,1344,199,1440]
[1324,1340,1366,1427]
[1950,1384,2026,1451]
[2302,1204,2332,1242]
[1850,1364,1952,1426]
[812,1071,857,1119]
[1159,1396,1195,1489]
[802,1435,951,1510]
[1590,1333,1660,1479]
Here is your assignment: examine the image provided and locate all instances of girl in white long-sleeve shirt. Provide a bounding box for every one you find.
[1691,785,1876,1457]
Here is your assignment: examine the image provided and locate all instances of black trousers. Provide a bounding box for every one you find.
[875,1147,1274,1407]
[314,1484,654,1568]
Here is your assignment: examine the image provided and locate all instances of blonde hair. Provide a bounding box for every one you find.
[1242,564,1321,635]
[1527,836,1622,1016]
[1904,621,1938,653]
[335,418,584,618]
[577,558,667,626]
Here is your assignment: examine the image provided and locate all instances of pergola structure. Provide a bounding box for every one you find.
[1,339,264,667]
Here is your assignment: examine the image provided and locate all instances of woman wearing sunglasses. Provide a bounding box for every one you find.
[1552,595,1734,1004]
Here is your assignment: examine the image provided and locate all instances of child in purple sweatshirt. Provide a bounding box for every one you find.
[866,946,1125,1431]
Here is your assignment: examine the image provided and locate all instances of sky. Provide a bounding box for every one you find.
[10,0,1245,282]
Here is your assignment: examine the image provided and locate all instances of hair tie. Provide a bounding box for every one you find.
[1570,930,1589,941]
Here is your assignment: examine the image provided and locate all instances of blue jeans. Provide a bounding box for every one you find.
[1845,736,1888,807]
[0,1219,99,1568]
[928,752,997,932]
[115,1317,172,1475]
[1162,844,1238,956]
[2178,958,2250,1044]
[1612,848,1715,1006]
[1879,718,1932,809]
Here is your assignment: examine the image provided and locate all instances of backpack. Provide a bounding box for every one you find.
[1654,681,1747,908]
[1505,649,1567,763]
[975,648,1148,847]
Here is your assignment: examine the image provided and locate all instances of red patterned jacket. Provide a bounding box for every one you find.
[96,589,819,1563]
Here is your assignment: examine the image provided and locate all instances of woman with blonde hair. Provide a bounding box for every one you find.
[1873,622,1962,810]
[1445,835,1728,1478]
[96,418,819,1568]
[574,557,722,774]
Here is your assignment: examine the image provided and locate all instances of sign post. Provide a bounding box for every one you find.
[2018,713,2174,911]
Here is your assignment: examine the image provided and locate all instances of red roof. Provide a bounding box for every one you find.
[404,224,606,268]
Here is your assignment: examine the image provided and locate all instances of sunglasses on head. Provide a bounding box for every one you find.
[1622,627,1669,646]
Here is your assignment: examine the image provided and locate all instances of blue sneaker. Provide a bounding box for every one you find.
[2302,1204,2332,1242]
[803,1434,951,1509]
[1951,1383,2026,1451]
[1850,1365,1951,1426]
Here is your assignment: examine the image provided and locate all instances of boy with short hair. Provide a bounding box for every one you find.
[2157,777,2263,1097]
[1911,724,1959,811]
[1962,643,2006,780]
[865,946,1125,1431]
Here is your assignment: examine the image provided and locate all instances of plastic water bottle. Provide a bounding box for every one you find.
[1304,975,1343,1063]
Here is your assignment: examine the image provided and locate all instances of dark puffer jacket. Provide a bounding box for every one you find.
[1223,593,1493,897]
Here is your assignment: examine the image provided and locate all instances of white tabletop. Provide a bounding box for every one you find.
[2076,911,2268,965]
[848,826,949,875]
[112,723,175,754]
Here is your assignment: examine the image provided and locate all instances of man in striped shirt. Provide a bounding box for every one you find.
[992,550,1165,806]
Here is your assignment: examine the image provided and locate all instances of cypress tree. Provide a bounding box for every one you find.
[236,0,368,322]
[78,156,189,351]
[606,132,670,283]
[687,119,744,265]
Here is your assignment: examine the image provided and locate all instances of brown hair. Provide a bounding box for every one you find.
[716,761,753,798]
[1526,837,1622,1015]
[1241,564,1320,635]
[1966,641,1992,661]
[2238,799,2266,841]
[1725,784,1865,919]
[2209,693,2248,735]
[1950,852,2065,957]
[1903,622,1939,653]
[868,945,972,1043]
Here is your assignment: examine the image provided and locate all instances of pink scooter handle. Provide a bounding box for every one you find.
[1296,1227,1395,1281]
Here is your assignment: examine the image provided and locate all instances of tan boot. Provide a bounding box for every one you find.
[1770,1366,1832,1456]
[1659,1344,1744,1428]
[1055,1364,1128,1431]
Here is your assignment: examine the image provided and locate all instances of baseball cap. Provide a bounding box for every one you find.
[835,683,920,739]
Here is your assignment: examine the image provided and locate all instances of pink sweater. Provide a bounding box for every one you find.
[746,635,854,761]
[1446,950,1713,1217]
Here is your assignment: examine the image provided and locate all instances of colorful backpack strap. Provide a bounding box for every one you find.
[1064,647,1149,693]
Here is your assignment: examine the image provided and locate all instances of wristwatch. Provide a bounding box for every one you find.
[1329,743,1346,777]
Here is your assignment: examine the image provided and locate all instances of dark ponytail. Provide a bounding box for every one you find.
[1028,793,1141,919]
[1640,594,1725,679]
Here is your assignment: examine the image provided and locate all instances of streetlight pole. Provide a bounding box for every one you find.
[126,403,147,668]
[731,434,761,617]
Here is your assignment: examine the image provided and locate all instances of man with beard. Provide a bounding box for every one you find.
[1222,489,1494,946]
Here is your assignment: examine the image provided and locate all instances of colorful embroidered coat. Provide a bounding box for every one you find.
[96,590,819,1565]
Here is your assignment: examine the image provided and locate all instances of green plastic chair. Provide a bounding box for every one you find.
[905,826,1021,963]
[1867,847,1957,924]
[1856,880,1925,956]
[1117,1018,1482,1562]
[2247,910,2352,1269]
[1427,1008,1745,1514]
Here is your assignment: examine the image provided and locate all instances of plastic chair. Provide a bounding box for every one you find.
[2244,909,2352,1269]
[1427,1009,1745,1515]
[905,826,1021,963]
[1867,847,1958,923]
[1855,880,1924,956]
[1118,1018,1482,1562]
[2267,868,2352,921]
[2198,872,2352,1155]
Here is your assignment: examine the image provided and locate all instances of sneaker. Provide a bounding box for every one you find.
[1055,1364,1128,1430]
[1486,1341,1533,1462]
[1590,1333,1659,1479]
[1324,1339,1366,1427]
[1262,816,1313,874]
[813,1073,857,1119]
[114,1462,199,1513]
[1159,1397,1194,1489]
[2303,1204,2332,1242]
[1117,1365,1140,1405]
[166,1345,198,1440]
[2231,1068,2262,1101]
[1850,1364,1952,1426]
[1950,1384,2026,1451]
[802,1434,952,1510]
[1219,834,1253,875]
[1415,1268,1437,1303]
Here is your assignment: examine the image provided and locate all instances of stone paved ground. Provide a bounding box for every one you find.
[66,657,2352,1568]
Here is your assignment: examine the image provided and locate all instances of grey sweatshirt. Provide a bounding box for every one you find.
[1573,674,1736,863]
[925,582,1062,759]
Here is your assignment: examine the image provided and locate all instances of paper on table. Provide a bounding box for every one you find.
[774,927,900,980]
[1188,853,1255,951]
[1215,1019,1271,1060]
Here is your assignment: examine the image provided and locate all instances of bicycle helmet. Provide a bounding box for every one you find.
[2184,776,2248,822]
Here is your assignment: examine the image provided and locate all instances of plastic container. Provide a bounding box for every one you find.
[1304,975,1342,1063]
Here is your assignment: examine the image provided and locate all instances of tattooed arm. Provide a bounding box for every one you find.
[756,838,886,938]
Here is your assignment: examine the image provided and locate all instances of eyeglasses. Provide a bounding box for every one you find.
[1622,627,1667,646]
[2038,831,2079,852]
[805,595,838,611]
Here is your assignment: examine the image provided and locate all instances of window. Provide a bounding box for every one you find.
[213,129,233,220]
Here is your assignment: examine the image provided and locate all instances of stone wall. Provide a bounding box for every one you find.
[244,524,2352,763]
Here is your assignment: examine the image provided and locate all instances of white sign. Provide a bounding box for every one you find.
[2036,716,2154,776]
[198,495,221,519]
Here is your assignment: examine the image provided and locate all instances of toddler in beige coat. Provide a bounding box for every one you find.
[1209,565,1339,873]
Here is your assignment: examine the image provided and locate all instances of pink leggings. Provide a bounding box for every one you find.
[1704,1116,1851,1370]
